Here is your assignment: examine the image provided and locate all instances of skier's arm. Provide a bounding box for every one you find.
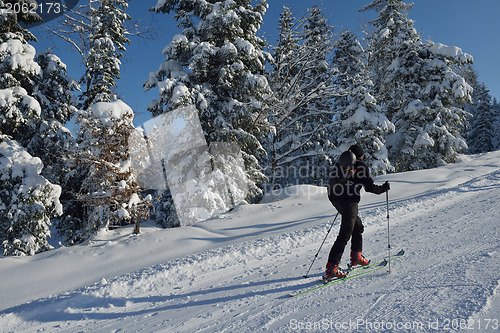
[357,164,387,195]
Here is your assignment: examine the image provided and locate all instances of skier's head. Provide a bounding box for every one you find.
[348,144,364,161]
[339,151,357,171]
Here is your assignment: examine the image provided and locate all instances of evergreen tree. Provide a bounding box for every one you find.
[75,101,151,234]
[0,1,41,146]
[146,0,272,203]
[265,6,336,188]
[332,29,394,175]
[81,0,130,109]
[0,1,66,255]
[468,83,495,153]
[389,42,472,170]
[29,51,79,184]
[30,51,81,246]
[0,135,62,256]
[360,0,422,120]
[69,0,149,239]
[0,0,79,186]
[362,0,473,171]
[458,64,479,140]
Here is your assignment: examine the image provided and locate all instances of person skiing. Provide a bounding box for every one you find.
[325,145,390,280]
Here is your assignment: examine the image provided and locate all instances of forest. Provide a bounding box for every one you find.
[1,0,499,256]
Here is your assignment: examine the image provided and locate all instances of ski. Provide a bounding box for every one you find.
[289,249,404,297]
[347,249,405,273]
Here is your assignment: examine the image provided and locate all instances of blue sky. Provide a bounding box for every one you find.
[32,0,500,127]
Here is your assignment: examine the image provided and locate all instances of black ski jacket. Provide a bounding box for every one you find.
[327,160,385,203]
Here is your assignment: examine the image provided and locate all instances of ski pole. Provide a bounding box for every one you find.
[303,212,339,278]
[386,190,391,273]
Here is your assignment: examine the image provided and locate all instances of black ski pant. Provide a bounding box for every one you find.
[328,201,364,265]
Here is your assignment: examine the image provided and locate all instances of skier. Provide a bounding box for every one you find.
[325,145,390,280]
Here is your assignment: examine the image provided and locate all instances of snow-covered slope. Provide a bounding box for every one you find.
[1,152,499,332]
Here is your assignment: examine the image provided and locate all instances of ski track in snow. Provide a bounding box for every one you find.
[0,155,500,332]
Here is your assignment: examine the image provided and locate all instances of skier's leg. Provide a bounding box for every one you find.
[351,215,364,252]
[350,212,370,266]
[327,202,357,265]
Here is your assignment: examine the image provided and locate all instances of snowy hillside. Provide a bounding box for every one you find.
[1,151,499,332]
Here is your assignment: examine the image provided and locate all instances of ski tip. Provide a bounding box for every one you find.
[396,249,405,256]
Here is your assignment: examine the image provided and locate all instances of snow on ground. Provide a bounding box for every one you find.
[1,151,499,332]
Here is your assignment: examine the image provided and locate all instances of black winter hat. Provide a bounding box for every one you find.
[348,144,364,159]
[339,151,356,170]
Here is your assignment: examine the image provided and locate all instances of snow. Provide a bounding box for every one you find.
[0,87,41,116]
[414,132,435,148]
[0,39,40,75]
[430,42,474,64]
[379,27,391,39]
[1,151,500,331]
[89,100,133,120]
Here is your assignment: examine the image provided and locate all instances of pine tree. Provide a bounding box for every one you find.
[70,0,149,238]
[0,135,62,256]
[0,0,79,188]
[389,42,472,170]
[0,1,41,146]
[30,51,81,246]
[146,0,272,206]
[81,0,131,109]
[468,83,495,153]
[362,0,473,171]
[29,51,79,184]
[360,0,422,121]
[0,1,65,255]
[458,64,479,140]
[332,29,394,175]
[265,6,336,188]
[75,102,151,234]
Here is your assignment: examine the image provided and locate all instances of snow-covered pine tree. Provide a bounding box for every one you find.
[29,51,79,184]
[389,42,472,170]
[0,135,62,256]
[458,64,479,140]
[0,1,41,146]
[265,6,336,188]
[360,0,423,121]
[29,50,82,247]
[332,29,394,175]
[362,0,473,171]
[72,0,150,238]
[0,1,66,255]
[80,0,131,109]
[75,101,151,234]
[468,83,495,153]
[146,0,272,203]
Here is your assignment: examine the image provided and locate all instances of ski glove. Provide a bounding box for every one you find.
[381,181,390,192]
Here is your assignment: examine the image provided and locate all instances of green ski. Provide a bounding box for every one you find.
[289,250,404,297]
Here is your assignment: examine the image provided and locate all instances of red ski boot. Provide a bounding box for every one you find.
[324,262,347,281]
[350,251,370,268]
